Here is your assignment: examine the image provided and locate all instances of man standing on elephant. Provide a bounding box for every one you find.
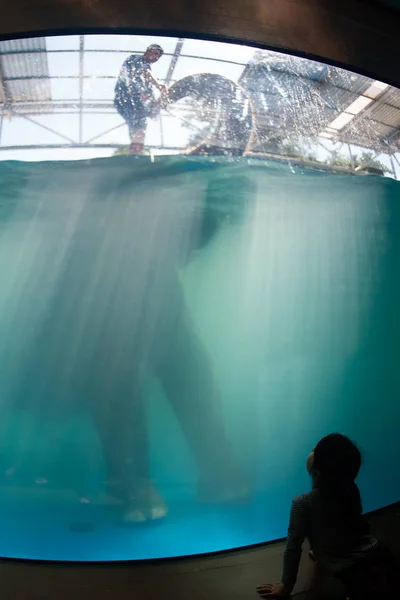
[114,44,167,155]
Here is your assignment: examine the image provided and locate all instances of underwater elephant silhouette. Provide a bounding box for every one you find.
[3,161,252,522]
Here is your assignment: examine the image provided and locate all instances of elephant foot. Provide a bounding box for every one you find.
[198,474,250,505]
[122,479,168,523]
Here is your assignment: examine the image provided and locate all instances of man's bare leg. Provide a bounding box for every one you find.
[129,128,146,155]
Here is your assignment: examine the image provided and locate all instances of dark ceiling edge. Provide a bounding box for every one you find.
[363,0,400,14]
[0,0,400,87]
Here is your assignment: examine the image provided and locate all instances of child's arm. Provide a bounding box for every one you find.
[257,496,308,598]
[281,495,308,593]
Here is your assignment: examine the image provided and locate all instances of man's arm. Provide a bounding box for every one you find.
[121,55,164,91]
[143,68,166,92]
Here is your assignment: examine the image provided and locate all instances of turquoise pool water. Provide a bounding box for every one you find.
[0,156,398,561]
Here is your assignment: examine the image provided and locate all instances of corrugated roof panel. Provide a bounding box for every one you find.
[365,102,400,127]
[0,37,50,107]
[319,84,359,112]
[252,98,336,140]
[7,79,51,104]
[325,68,371,95]
[245,64,365,118]
[366,122,393,139]
[0,37,47,53]
[343,116,393,144]
[381,87,400,109]
[2,52,48,78]
[255,51,328,81]
[0,53,51,106]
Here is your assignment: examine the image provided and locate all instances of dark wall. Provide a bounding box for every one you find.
[0,0,400,86]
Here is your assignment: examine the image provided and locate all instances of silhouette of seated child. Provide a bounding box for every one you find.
[257,433,398,599]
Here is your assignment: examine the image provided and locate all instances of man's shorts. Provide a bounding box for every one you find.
[115,94,147,131]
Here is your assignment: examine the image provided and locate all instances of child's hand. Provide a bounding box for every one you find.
[257,582,287,598]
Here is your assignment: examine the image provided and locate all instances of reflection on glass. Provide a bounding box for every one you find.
[0,34,399,561]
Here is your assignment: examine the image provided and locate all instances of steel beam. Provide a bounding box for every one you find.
[166,38,184,85]
[78,35,84,143]
[0,56,12,110]
[0,143,185,151]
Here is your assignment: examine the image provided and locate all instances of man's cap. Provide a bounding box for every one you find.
[146,44,164,56]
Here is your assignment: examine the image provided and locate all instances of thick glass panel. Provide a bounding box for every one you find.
[0,33,399,561]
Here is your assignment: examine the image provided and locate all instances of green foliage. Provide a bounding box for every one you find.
[279,139,317,162]
[328,149,388,174]
[357,151,388,174]
[113,148,130,156]
[328,150,352,168]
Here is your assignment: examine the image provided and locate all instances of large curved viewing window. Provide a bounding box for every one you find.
[0,33,399,561]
